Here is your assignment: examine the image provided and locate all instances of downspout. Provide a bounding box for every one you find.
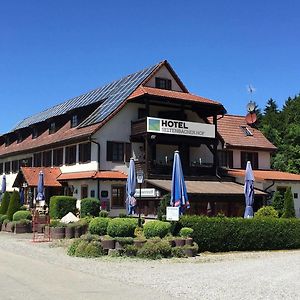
[264,180,275,205]
[89,136,101,200]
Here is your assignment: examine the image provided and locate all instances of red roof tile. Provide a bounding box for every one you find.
[228,169,300,181]
[127,86,223,106]
[215,115,276,150]
[57,171,97,181]
[57,170,127,181]
[21,167,61,187]
[0,122,100,157]
[94,171,127,180]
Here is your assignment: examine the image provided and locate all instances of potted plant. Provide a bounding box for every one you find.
[182,242,199,257]
[101,235,115,250]
[14,219,31,234]
[174,236,185,247]
[50,220,66,239]
[179,227,194,246]
[133,237,147,248]
[115,237,134,250]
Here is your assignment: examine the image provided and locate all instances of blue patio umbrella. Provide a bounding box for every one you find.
[36,171,45,201]
[1,174,6,194]
[19,188,25,205]
[126,158,137,215]
[244,161,255,218]
[170,150,190,214]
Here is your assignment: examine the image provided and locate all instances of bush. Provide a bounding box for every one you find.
[49,196,77,219]
[143,220,171,239]
[157,194,170,220]
[107,218,138,237]
[115,237,134,246]
[99,210,109,218]
[124,244,138,256]
[0,215,8,223]
[180,215,300,252]
[179,227,194,238]
[171,247,186,258]
[13,210,32,221]
[67,239,82,256]
[282,187,296,218]
[137,239,172,259]
[271,191,284,216]
[88,217,110,236]
[70,238,104,258]
[255,206,279,218]
[49,219,66,228]
[80,198,100,217]
[7,191,21,220]
[0,192,10,215]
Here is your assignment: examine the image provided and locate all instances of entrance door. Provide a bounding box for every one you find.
[81,185,88,199]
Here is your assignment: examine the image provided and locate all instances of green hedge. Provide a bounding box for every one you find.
[0,192,10,215]
[180,216,300,252]
[7,191,21,220]
[143,220,171,239]
[49,196,77,219]
[13,210,32,221]
[107,218,138,237]
[88,217,110,235]
[80,198,100,217]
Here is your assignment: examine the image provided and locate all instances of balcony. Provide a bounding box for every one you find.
[131,118,147,137]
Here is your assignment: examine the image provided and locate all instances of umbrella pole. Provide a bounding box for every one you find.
[138,183,142,227]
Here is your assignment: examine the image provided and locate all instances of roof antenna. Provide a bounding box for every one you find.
[245,84,257,126]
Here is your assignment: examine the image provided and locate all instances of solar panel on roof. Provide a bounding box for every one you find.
[12,62,160,131]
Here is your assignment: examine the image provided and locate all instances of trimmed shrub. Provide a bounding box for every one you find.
[67,239,82,256]
[115,237,134,246]
[99,210,109,218]
[49,196,77,219]
[74,240,89,257]
[7,191,21,220]
[157,193,170,221]
[0,215,8,223]
[107,218,138,237]
[70,238,104,258]
[143,220,171,239]
[271,191,284,216]
[88,217,110,236]
[0,192,10,215]
[179,227,194,238]
[171,247,186,258]
[13,210,32,221]
[49,219,66,228]
[124,244,138,256]
[180,215,300,252]
[84,241,105,257]
[80,198,100,217]
[255,206,279,218]
[137,239,172,259]
[282,187,296,218]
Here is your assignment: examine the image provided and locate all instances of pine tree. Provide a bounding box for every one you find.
[282,187,296,218]
[6,190,21,220]
[0,192,10,215]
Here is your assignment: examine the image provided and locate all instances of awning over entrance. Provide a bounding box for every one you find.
[146,179,266,196]
[57,170,127,181]
[13,167,62,187]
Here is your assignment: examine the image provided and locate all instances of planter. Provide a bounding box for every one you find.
[65,227,75,239]
[101,239,115,250]
[1,223,6,231]
[185,238,193,246]
[74,226,82,238]
[174,238,185,247]
[14,223,29,234]
[133,240,146,248]
[51,227,66,239]
[167,239,176,247]
[183,248,194,257]
[115,241,124,250]
[81,224,88,235]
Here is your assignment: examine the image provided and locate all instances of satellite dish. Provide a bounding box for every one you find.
[245,112,257,125]
[246,101,256,113]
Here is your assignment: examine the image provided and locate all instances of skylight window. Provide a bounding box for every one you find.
[240,126,253,136]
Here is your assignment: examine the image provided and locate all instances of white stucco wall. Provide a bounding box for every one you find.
[144,65,183,92]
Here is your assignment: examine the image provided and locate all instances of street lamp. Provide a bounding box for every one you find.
[136,170,144,227]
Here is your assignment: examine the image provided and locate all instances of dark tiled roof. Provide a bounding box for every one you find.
[216,115,277,150]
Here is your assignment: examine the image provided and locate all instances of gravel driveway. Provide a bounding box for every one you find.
[0,232,299,299]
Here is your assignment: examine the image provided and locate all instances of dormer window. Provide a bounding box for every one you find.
[32,128,38,139]
[155,77,172,90]
[17,132,23,144]
[71,115,79,128]
[240,126,253,136]
[49,122,56,134]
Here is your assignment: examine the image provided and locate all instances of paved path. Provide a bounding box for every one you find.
[0,232,299,299]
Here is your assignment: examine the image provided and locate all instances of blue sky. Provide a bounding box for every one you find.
[1,0,299,133]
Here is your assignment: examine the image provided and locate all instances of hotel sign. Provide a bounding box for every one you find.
[147,117,215,138]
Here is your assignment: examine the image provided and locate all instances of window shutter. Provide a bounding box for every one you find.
[241,152,246,169]
[107,141,113,161]
[253,152,258,169]
[125,143,131,162]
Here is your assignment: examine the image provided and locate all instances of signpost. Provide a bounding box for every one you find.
[136,170,144,227]
[166,206,180,221]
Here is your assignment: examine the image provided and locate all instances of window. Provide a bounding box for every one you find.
[241,151,258,169]
[240,126,253,136]
[218,150,233,168]
[12,160,19,173]
[155,77,172,90]
[111,186,125,208]
[71,115,79,128]
[32,128,39,139]
[294,193,298,199]
[49,122,56,134]
[53,148,63,166]
[33,153,42,167]
[65,145,77,165]
[4,161,11,174]
[19,158,32,168]
[79,142,91,163]
[42,150,52,167]
[0,163,3,174]
[106,141,131,162]
[81,185,88,199]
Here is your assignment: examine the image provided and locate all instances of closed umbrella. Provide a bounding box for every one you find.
[20,188,25,205]
[244,161,255,218]
[36,171,45,201]
[126,158,137,215]
[1,175,6,202]
[170,150,190,214]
